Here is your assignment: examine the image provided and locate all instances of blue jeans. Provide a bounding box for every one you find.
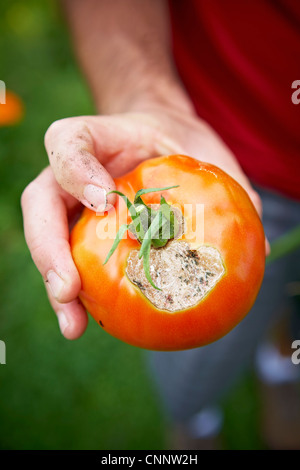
[147,185,300,423]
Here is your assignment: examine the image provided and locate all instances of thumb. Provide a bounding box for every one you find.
[45,117,116,211]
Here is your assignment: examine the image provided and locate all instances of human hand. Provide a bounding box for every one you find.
[21,110,268,339]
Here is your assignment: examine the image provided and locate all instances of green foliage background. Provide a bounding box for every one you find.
[0,0,263,450]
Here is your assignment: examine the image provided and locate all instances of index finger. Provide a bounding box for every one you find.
[45,117,116,211]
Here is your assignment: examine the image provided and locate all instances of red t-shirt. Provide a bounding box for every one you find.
[168,0,300,200]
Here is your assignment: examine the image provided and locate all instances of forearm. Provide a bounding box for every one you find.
[62,0,194,115]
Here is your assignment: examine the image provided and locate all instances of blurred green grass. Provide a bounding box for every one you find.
[0,0,264,449]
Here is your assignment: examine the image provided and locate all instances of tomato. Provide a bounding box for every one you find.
[70,155,265,350]
[0,90,24,126]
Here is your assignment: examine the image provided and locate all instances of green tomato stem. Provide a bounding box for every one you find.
[104,186,179,289]
[266,225,300,265]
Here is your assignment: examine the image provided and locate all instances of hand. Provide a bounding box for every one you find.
[21,109,268,339]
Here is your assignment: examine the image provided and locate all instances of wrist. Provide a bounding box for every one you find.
[128,86,196,117]
[95,76,196,118]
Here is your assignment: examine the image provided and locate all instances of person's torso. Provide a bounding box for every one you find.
[168,0,300,199]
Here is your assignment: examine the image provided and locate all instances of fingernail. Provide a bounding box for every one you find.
[83,184,106,212]
[47,270,65,300]
[57,310,69,336]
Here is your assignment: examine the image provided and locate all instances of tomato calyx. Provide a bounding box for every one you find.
[103,186,179,289]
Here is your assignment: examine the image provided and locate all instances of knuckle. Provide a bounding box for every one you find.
[45,117,93,187]
[29,238,49,266]
[44,119,64,146]
[45,118,72,143]
[29,236,68,274]
[21,168,52,208]
[21,179,39,208]
[45,117,89,148]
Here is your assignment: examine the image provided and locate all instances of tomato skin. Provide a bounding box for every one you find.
[0,90,23,126]
[70,155,265,350]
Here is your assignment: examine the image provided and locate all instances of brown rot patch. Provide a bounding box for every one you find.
[133,280,144,290]
[126,241,225,312]
[99,320,104,327]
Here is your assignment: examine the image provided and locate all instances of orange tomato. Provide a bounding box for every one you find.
[70,155,265,350]
[0,90,24,126]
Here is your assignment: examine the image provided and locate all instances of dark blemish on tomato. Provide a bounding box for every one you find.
[134,280,144,290]
[91,203,94,207]
[187,249,200,265]
[99,320,104,327]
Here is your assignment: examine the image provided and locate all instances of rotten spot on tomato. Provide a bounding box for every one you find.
[126,241,225,312]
